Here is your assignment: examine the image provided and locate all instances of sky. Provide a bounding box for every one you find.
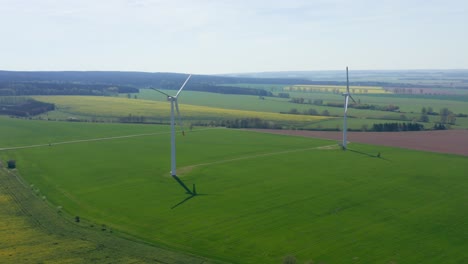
[0,0,467,74]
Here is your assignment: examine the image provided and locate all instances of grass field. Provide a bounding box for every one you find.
[129,90,416,122]
[2,118,467,263]
[304,117,423,130]
[133,88,468,116]
[278,91,468,117]
[128,89,294,113]
[132,89,468,130]
[0,168,220,263]
[284,85,390,94]
[219,83,287,91]
[33,95,330,127]
[0,116,170,147]
[128,89,468,129]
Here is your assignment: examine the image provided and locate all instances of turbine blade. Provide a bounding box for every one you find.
[346,66,350,94]
[149,88,171,97]
[175,74,192,98]
[346,68,357,104]
[175,99,184,133]
[175,99,180,116]
[344,96,349,113]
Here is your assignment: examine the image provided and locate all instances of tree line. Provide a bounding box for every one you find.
[118,114,146,123]
[0,81,272,98]
[224,118,281,129]
[0,82,138,96]
[372,122,423,132]
[161,83,273,96]
[2,70,467,92]
[325,102,399,112]
[285,108,331,116]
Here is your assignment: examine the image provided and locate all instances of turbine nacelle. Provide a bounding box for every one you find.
[149,74,191,101]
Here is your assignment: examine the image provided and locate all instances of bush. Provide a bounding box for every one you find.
[419,114,429,122]
[7,160,16,169]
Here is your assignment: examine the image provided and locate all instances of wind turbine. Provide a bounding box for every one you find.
[150,74,191,177]
[342,67,356,150]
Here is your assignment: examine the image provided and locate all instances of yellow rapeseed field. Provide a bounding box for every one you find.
[0,194,95,263]
[34,96,330,123]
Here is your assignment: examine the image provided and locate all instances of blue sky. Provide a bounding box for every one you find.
[1,0,467,74]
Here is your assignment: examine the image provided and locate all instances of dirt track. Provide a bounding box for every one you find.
[250,129,468,156]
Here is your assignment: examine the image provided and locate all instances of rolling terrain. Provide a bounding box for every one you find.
[1,70,468,263]
[32,95,330,127]
[1,118,467,263]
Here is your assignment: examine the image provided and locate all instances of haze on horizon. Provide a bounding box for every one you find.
[1,0,467,75]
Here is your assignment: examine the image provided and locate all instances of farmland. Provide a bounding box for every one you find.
[1,118,467,263]
[33,95,330,127]
[9,73,464,131]
[1,70,468,263]
[252,129,468,156]
[129,88,468,130]
[284,84,390,94]
[0,168,219,263]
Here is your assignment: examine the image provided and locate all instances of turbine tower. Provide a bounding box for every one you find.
[150,74,191,176]
[342,67,356,150]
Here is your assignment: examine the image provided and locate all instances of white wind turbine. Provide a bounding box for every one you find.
[150,74,191,176]
[342,67,356,150]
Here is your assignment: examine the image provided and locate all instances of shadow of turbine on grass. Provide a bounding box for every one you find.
[170,174,218,209]
[171,192,211,209]
[170,175,204,209]
[347,148,390,161]
[171,195,196,209]
[172,175,193,195]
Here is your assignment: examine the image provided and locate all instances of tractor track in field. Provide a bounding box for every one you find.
[0,132,169,151]
[178,143,339,174]
[0,127,221,151]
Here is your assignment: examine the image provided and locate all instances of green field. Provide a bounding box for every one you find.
[275,90,468,119]
[0,168,218,263]
[131,89,438,114]
[132,89,407,121]
[128,89,294,113]
[33,95,330,127]
[0,116,169,147]
[285,84,390,94]
[2,118,467,263]
[127,89,468,129]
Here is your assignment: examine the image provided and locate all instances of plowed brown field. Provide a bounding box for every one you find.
[250,129,468,156]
